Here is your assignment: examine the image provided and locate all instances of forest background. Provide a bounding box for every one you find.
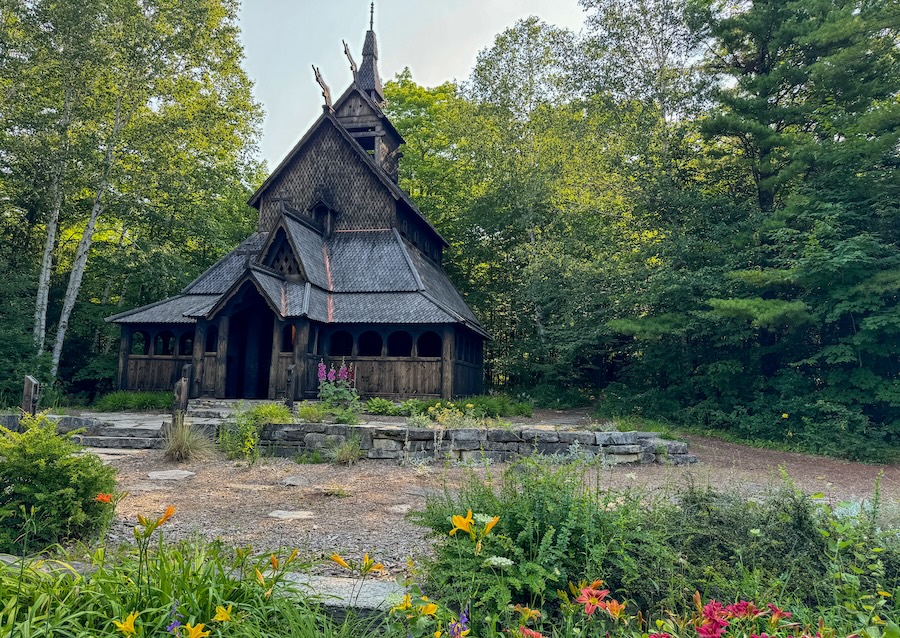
[0,0,897,459]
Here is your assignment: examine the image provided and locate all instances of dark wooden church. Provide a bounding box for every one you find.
[107,16,487,400]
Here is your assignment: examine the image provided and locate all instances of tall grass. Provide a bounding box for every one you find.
[93,391,172,412]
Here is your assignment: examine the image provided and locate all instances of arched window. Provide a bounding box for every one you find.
[131,331,149,355]
[357,330,383,356]
[387,331,413,357]
[205,325,218,352]
[155,331,175,356]
[417,331,442,358]
[178,332,194,356]
[281,324,295,353]
[329,331,353,356]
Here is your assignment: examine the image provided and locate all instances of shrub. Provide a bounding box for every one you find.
[0,413,116,553]
[219,402,294,464]
[399,398,426,416]
[163,413,215,462]
[406,413,431,428]
[294,450,325,464]
[331,407,360,425]
[365,397,399,415]
[93,391,172,412]
[462,394,533,418]
[297,401,327,423]
[413,459,900,620]
[328,435,363,466]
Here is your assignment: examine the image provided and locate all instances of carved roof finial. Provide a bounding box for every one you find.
[343,39,358,78]
[370,1,374,30]
[312,65,333,111]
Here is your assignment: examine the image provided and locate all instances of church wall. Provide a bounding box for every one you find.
[258,122,396,232]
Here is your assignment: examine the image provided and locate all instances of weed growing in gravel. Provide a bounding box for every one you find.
[329,435,363,466]
[164,412,216,462]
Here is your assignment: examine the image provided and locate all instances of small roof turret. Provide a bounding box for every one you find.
[357,2,384,104]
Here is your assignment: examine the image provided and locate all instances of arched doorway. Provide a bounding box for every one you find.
[223,283,275,399]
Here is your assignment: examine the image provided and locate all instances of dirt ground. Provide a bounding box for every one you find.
[107,421,900,576]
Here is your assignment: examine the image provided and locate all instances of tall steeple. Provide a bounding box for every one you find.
[357,2,384,105]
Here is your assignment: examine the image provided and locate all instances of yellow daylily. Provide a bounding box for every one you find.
[286,548,299,565]
[255,568,265,586]
[483,516,500,537]
[213,604,233,622]
[112,611,139,635]
[421,602,439,616]
[434,631,443,638]
[449,510,474,538]
[270,554,279,572]
[391,593,412,613]
[330,553,351,570]
[182,623,211,638]
[361,552,384,574]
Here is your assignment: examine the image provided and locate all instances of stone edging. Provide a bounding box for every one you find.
[261,422,697,465]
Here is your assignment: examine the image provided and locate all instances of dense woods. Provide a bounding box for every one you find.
[0,0,897,458]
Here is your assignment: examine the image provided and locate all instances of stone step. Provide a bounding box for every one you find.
[185,409,233,419]
[96,426,163,439]
[74,435,164,449]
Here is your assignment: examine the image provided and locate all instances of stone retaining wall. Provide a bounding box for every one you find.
[0,414,99,433]
[261,423,696,465]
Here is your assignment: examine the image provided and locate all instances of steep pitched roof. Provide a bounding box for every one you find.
[106,294,218,325]
[182,233,267,295]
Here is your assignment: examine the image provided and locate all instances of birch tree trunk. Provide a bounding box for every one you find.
[33,88,73,354]
[49,97,126,378]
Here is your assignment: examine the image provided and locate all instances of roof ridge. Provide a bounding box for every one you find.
[393,228,425,291]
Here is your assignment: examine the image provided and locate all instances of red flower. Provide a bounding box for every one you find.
[725,601,762,618]
[767,603,792,624]
[520,628,543,638]
[575,587,609,616]
[698,601,729,638]
[95,493,113,504]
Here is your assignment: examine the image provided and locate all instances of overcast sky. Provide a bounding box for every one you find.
[238,0,587,168]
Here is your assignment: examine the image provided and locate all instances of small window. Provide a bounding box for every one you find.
[358,330,383,356]
[131,331,149,355]
[329,331,353,356]
[281,324,295,353]
[387,331,413,357]
[155,331,175,356]
[417,331,442,358]
[205,325,218,353]
[178,332,194,356]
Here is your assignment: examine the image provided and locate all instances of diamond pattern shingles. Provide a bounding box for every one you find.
[331,292,454,324]
[183,233,267,295]
[326,230,418,293]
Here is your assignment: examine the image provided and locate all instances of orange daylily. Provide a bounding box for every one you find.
[483,515,500,537]
[449,510,474,538]
[270,554,279,572]
[157,505,175,525]
[362,552,384,574]
[604,599,627,621]
[96,493,113,504]
[330,553,351,570]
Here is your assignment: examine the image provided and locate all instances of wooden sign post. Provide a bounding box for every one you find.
[21,376,39,416]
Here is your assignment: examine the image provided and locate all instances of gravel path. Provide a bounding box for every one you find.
[106,426,900,577]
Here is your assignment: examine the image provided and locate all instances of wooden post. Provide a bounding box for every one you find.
[191,321,207,398]
[21,376,40,416]
[117,326,131,390]
[441,325,453,399]
[214,317,229,398]
[294,319,310,399]
[268,317,282,400]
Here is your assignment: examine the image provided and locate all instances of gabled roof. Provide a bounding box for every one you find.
[182,233,267,295]
[246,106,447,248]
[106,294,218,325]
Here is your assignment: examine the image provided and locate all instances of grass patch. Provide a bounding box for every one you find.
[163,413,216,462]
[93,391,172,412]
[328,435,363,466]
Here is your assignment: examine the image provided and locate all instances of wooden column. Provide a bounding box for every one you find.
[191,321,207,398]
[441,325,454,399]
[268,317,282,399]
[117,326,131,390]
[214,317,229,398]
[294,319,310,400]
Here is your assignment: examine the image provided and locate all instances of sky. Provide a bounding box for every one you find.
[238,0,587,168]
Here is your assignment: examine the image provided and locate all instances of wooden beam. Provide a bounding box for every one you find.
[294,319,310,400]
[214,317,229,398]
[117,326,131,390]
[268,317,282,400]
[191,321,206,398]
[441,325,453,399]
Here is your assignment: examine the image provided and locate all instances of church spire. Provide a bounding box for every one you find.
[357,2,384,105]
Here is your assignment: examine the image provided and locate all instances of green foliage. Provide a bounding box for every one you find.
[328,435,363,466]
[460,395,533,418]
[297,401,327,423]
[414,460,900,620]
[294,450,326,464]
[0,532,359,637]
[218,402,293,464]
[0,413,116,553]
[93,391,172,412]
[163,413,215,462]
[365,397,401,416]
